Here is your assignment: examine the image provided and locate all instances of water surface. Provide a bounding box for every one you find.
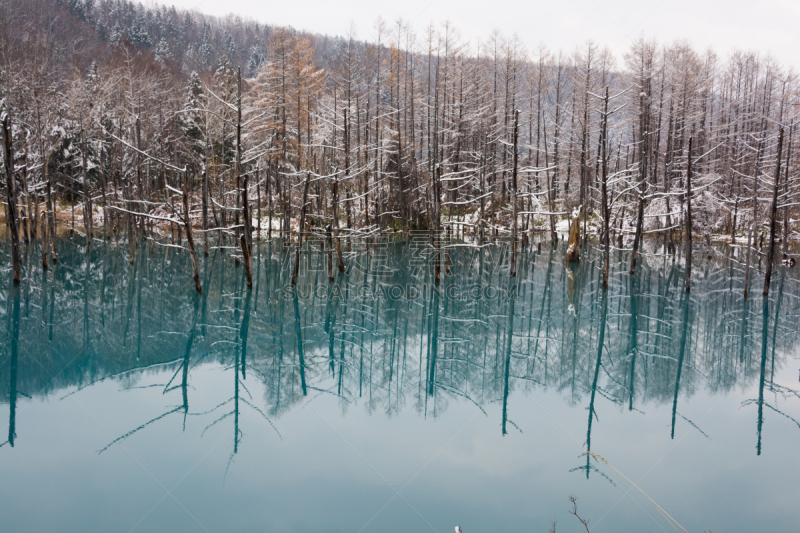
[1,237,799,532]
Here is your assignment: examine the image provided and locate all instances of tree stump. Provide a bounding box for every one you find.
[566,206,582,263]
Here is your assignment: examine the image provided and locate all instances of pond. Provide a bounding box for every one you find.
[1,236,799,533]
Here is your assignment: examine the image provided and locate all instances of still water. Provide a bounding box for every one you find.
[1,236,799,532]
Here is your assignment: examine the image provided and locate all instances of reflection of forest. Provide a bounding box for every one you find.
[1,238,799,451]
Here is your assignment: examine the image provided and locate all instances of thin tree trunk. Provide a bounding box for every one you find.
[510,110,519,277]
[2,116,21,284]
[601,87,610,287]
[629,166,647,274]
[332,176,345,273]
[543,116,557,245]
[745,135,766,298]
[630,83,649,275]
[268,161,273,240]
[744,223,754,298]
[183,174,202,294]
[46,150,57,263]
[685,137,693,292]
[292,172,312,286]
[82,140,92,250]
[326,223,334,281]
[19,150,29,245]
[782,123,793,256]
[202,148,209,257]
[40,212,48,269]
[763,127,784,295]
[237,67,252,287]
[256,164,261,240]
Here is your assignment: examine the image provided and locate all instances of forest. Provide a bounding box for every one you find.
[0,0,798,293]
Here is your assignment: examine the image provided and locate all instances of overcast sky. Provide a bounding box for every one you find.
[166,0,800,69]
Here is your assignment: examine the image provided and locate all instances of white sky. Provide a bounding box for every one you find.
[166,0,800,70]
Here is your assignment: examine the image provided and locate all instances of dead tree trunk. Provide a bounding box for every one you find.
[479,146,486,246]
[46,149,57,263]
[434,164,442,284]
[241,169,252,288]
[332,175,345,273]
[763,127,784,295]
[510,110,519,277]
[292,172,312,286]
[601,87,610,287]
[267,161,273,240]
[202,147,209,257]
[2,115,21,284]
[630,92,648,275]
[685,137,693,292]
[745,137,766,298]
[256,164,261,240]
[19,151,29,245]
[98,128,108,240]
[543,116,557,245]
[744,223,754,299]
[782,123,793,256]
[326,223,334,281]
[40,212,48,270]
[237,67,252,288]
[182,175,202,294]
[629,171,646,275]
[566,205,582,263]
[82,140,92,250]
[282,171,290,250]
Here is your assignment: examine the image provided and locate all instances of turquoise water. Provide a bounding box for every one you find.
[1,237,799,532]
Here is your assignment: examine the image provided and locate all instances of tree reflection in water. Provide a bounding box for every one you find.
[1,236,800,460]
